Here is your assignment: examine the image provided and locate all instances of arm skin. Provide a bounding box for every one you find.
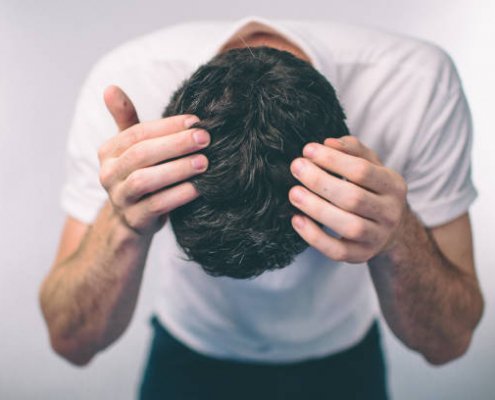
[39,87,150,366]
[368,207,483,365]
[39,202,153,366]
[39,86,210,366]
[288,135,484,366]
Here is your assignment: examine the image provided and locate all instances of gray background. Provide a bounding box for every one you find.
[1,0,494,399]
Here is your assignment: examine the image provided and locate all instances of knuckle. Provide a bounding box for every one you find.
[350,161,371,183]
[97,143,108,162]
[333,246,349,262]
[120,212,139,232]
[126,170,146,198]
[109,190,124,210]
[146,193,168,215]
[126,124,144,145]
[347,190,365,211]
[125,144,146,165]
[146,196,161,215]
[382,210,396,228]
[110,191,131,218]
[98,162,114,188]
[346,136,360,146]
[346,221,367,240]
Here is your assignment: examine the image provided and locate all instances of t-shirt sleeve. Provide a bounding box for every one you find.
[403,56,478,228]
[60,60,118,224]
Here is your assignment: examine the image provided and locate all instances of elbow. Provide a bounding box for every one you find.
[423,284,485,367]
[39,293,96,367]
[422,332,473,366]
[39,280,98,367]
[424,284,486,366]
[50,335,97,367]
[473,287,486,331]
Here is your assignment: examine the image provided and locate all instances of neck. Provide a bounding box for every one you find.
[218,32,313,65]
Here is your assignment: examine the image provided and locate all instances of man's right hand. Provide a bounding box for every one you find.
[99,85,210,238]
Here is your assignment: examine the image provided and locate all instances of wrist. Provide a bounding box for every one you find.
[372,203,420,265]
[101,200,154,250]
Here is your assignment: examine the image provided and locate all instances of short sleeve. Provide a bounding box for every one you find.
[59,34,196,225]
[60,59,118,224]
[404,61,478,228]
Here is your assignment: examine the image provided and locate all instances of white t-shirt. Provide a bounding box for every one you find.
[61,15,478,363]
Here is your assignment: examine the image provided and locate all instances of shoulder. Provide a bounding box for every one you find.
[299,20,461,93]
[82,19,231,87]
[88,20,205,78]
[78,20,223,121]
[296,21,469,175]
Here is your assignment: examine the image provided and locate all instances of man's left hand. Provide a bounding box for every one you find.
[288,135,409,263]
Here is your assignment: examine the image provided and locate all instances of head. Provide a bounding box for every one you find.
[163,46,349,279]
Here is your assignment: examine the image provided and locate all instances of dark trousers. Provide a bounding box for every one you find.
[139,316,389,400]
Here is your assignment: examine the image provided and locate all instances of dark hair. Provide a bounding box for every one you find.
[162,46,349,279]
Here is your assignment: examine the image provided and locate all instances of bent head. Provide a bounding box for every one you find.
[163,46,349,279]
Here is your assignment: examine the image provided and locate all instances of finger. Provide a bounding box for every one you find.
[296,142,389,194]
[124,181,201,231]
[114,127,210,180]
[290,214,372,263]
[102,114,201,159]
[322,136,382,166]
[103,85,140,132]
[289,158,384,221]
[288,185,379,244]
[115,152,208,205]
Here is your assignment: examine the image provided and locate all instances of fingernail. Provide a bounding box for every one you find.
[303,143,316,158]
[193,129,210,145]
[184,115,200,129]
[290,187,305,203]
[292,158,306,177]
[293,215,305,229]
[191,155,207,170]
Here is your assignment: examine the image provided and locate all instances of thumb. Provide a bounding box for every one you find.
[103,85,139,132]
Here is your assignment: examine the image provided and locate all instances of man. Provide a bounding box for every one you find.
[39,15,484,399]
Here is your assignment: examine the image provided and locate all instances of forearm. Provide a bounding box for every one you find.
[39,200,153,365]
[368,205,484,365]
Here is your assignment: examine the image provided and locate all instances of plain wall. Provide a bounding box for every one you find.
[0,0,493,399]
